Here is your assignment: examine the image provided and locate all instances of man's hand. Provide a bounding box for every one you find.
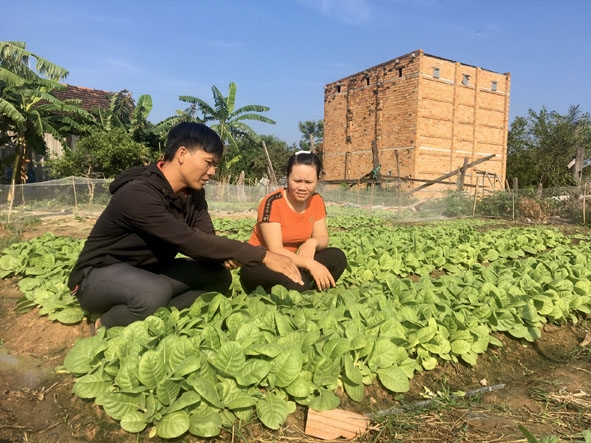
[223,259,242,270]
[262,251,303,285]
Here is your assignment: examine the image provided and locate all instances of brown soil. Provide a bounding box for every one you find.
[0,215,590,443]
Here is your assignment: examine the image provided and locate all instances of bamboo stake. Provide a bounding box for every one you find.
[395,150,402,214]
[72,177,78,212]
[261,141,277,186]
[584,181,587,225]
[472,172,479,217]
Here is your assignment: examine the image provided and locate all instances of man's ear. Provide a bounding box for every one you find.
[177,146,187,164]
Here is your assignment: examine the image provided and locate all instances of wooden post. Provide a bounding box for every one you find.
[574,145,585,186]
[584,181,587,225]
[72,177,78,212]
[237,171,245,202]
[457,157,469,191]
[261,141,278,186]
[472,172,479,217]
[395,150,402,214]
[410,154,495,194]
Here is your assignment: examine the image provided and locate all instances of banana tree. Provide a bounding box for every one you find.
[0,42,93,207]
[178,81,276,179]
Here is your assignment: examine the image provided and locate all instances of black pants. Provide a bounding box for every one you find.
[76,259,231,328]
[239,247,347,293]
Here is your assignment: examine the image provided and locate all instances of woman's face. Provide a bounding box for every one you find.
[286,163,318,203]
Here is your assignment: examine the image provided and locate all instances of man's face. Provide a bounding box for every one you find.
[179,147,218,190]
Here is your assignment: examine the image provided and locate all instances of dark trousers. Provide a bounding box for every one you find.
[239,247,347,293]
[76,259,231,328]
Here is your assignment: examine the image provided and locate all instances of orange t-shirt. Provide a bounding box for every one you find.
[248,189,326,253]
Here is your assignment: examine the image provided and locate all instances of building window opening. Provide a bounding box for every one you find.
[433,67,440,79]
[365,76,370,86]
[491,81,498,91]
[461,74,470,86]
[336,84,341,93]
[398,68,403,77]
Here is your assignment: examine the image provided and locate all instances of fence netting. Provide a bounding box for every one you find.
[1,177,590,225]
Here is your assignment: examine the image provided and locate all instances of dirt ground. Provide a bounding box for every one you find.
[0,215,591,443]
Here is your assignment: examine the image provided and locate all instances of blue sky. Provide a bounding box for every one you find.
[3,0,590,145]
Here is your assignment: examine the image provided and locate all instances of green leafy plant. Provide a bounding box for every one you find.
[3,218,591,438]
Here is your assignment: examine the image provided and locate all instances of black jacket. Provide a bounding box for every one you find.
[68,164,265,290]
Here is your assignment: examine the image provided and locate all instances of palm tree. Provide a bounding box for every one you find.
[0,41,92,203]
[178,82,276,178]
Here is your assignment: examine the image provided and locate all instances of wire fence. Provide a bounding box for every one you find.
[1,177,590,226]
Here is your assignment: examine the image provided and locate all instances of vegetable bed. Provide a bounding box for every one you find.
[2,218,590,439]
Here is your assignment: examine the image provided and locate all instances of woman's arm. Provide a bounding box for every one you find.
[259,222,309,267]
[297,218,329,259]
[259,220,335,290]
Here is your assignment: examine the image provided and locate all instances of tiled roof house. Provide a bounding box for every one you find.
[51,84,112,112]
[44,84,113,158]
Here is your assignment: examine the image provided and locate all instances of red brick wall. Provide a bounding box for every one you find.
[323,49,510,192]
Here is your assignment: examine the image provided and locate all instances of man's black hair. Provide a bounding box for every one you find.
[163,122,224,161]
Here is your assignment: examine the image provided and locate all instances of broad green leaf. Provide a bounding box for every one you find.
[156,378,181,406]
[235,321,261,344]
[285,375,315,399]
[52,307,85,324]
[214,341,246,376]
[344,355,363,385]
[101,391,146,421]
[245,343,283,358]
[156,410,190,439]
[73,372,112,399]
[236,359,271,386]
[174,355,202,377]
[377,366,410,393]
[225,391,259,410]
[450,340,471,355]
[115,357,140,390]
[63,336,108,374]
[189,410,223,437]
[343,377,364,402]
[120,411,147,433]
[309,388,341,411]
[167,391,201,413]
[420,356,438,371]
[323,338,350,360]
[190,376,223,408]
[272,348,303,387]
[461,351,478,366]
[137,350,166,388]
[256,392,291,430]
[313,357,340,388]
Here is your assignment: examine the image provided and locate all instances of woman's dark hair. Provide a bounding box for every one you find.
[163,122,224,161]
[286,151,322,179]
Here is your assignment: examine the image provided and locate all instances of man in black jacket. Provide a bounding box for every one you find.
[68,122,302,329]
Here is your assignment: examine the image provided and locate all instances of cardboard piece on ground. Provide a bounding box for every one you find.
[305,408,370,440]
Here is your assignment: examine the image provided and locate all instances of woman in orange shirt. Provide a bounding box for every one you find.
[240,151,347,293]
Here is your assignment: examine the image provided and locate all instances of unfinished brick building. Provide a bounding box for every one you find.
[323,49,511,194]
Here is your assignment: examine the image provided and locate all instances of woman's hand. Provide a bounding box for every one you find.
[307,260,335,291]
[297,238,318,259]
